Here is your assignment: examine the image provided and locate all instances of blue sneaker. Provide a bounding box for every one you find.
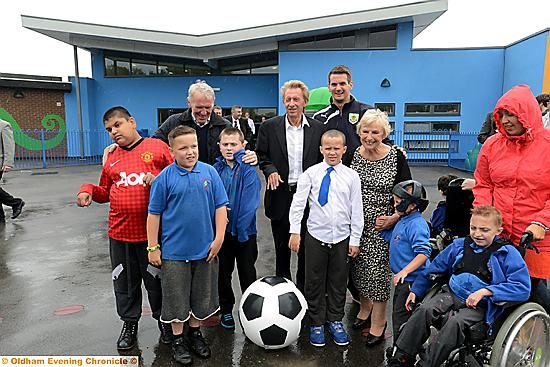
[309,325,325,347]
[220,313,235,329]
[328,321,349,346]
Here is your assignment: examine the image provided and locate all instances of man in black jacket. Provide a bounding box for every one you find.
[154,83,255,165]
[154,82,229,165]
[256,80,326,292]
[313,65,373,166]
[224,105,252,146]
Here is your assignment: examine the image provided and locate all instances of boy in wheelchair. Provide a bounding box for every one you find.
[387,205,531,367]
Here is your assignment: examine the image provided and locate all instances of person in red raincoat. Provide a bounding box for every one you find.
[473,84,550,313]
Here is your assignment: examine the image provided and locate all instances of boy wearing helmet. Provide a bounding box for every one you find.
[380,180,431,343]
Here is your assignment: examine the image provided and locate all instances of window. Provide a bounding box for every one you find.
[368,26,397,48]
[105,52,278,77]
[157,108,186,127]
[279,25,396,50]
[374,103,395,116]
[404,121,460,133]
[131,60,157,76]
[158,62,186,76]
[403,121,460,153]
[104,57,131,76]
[405,103,461,116]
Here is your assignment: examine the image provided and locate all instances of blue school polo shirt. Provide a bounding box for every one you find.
[149,161,229,260]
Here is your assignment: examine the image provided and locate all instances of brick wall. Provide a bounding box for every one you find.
[0,88,68,159]
[0,88,66,129]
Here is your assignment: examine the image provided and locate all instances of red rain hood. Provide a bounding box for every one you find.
[493,85,543,143]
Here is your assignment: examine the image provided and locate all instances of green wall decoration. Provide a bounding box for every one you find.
[0,108,67,150]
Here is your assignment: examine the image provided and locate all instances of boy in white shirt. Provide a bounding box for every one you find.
[288,129,364,347]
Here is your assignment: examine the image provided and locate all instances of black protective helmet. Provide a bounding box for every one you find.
[392,180,429,213]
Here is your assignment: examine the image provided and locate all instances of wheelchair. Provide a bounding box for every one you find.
[418,179,550,366]
[418,283,550,367]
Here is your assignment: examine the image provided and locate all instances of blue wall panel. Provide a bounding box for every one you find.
[61,22,548,160]
[503,31,548,94]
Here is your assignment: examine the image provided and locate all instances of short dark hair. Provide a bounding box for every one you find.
[437,174,458,195]
[536,94,550,108]
[103,106,131,122]
[168,125,196,146]
[219,127,244,143]
[328,65,352,83]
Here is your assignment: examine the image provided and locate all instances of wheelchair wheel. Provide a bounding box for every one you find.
[489,302,550,367]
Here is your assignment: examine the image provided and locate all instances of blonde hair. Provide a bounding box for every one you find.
[280,80,309,104]
[356,109,392,137]
[471,205,503,227]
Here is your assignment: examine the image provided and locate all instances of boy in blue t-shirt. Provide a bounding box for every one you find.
[381,180,431,343]
[213,127,261,329]
[147,125,228,366]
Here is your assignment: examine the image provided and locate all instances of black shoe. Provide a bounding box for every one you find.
[186,329,211,358]
[220,312,235,330]
[172,335,192,365]
[117,321,138,350]
[158,320,174,344]
[365,323,387,347]
[386,357,414,367]
[352,315,371,330]
[386,351,415,367]
[11,200,24,219]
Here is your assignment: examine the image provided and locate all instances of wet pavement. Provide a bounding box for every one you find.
[0,164,470,366]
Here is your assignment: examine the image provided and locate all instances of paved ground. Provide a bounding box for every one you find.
[0,164,471,366]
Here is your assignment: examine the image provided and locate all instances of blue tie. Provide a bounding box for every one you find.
[318,166,334,206]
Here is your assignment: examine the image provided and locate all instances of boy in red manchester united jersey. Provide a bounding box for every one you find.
[76,106,174,350]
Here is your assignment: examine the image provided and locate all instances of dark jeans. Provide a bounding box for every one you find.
[109,238,163,322]
[218,233,258,313]
[0,171,22,221]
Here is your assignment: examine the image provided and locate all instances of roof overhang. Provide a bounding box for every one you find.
[0,76,72,92]
[22,0,447,61]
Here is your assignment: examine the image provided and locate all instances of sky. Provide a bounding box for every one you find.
[1,0,549,80]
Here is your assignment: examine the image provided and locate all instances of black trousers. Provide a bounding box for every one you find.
[531,277,550,314]
[396,287,484,367]
[392,281,414,341]
[218,233,258,313]
[109,238,163,322]
[0,171,22,221]
[270,210,307,293]
[304,232,349,326]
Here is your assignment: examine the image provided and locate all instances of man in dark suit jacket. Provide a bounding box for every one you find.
[256,80,326,292]
[225,105,252,147]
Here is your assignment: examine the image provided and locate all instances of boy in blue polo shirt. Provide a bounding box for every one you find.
[147,125,228,366]
[213,127,261,329]
[381,180,431,344]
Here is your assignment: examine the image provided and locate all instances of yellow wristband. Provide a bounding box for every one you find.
[147,244,160,252]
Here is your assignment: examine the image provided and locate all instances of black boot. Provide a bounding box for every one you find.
[158,320,174,344]
[186,328,211,358]
[117,321,138,350]
[172,335,192,365]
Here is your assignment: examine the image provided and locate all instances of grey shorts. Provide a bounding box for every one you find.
[160,258,219,323]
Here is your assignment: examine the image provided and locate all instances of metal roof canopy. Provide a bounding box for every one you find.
[21,0,447,61]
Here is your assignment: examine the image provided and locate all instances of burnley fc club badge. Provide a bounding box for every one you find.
[349,113,359,124]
